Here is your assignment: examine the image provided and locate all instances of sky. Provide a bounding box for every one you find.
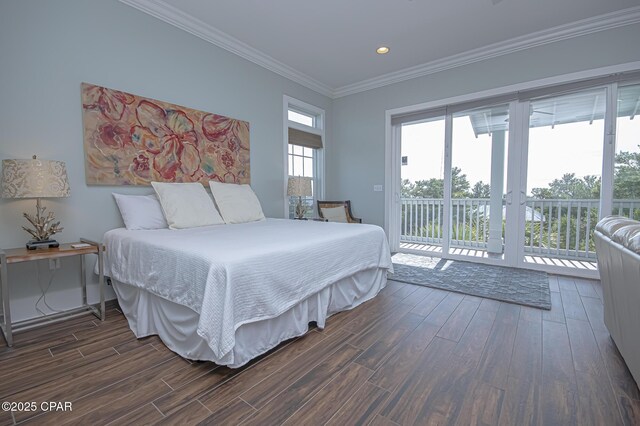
[401,114,639,196]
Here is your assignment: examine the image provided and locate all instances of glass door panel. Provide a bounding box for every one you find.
[524,88,606,261]
[449,105,509,258]
[400,118,446,251]
[613,84,640,220]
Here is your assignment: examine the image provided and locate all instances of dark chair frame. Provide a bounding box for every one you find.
[317,200,362,223]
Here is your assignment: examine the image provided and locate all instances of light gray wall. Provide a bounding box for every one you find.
[328,23,640,228]
[0,0,331,321]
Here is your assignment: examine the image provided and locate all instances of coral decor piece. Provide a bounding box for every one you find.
[81,83,250,185]
[23,198,63,241]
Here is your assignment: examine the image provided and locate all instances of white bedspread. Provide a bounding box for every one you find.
[101,218,392,363]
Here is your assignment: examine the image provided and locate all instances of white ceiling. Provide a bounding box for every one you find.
[122,0,640,97]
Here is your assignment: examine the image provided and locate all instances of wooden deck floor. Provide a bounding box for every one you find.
[0,276,638,425]
[399,242,599,271]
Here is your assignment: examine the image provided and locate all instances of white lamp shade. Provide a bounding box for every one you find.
[1,158,71,199]
[287,176,312,197]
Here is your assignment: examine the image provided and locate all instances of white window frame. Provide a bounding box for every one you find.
[283,95,325,218]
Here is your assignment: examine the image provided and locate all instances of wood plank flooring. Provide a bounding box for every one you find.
[0,276,638,425]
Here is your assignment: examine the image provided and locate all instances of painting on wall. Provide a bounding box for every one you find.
[81,83,250,185]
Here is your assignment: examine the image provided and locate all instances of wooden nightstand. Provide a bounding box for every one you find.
[0,238,105,347]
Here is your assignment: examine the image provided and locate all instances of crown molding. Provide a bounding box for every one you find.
[119,0,333,97]
[332,6,640,98]
[120,1,640,100]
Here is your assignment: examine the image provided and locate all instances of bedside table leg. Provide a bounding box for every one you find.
[0,252,12,347]
[98,244,105,321]
[80,238,106,322]
[80,254,87,307]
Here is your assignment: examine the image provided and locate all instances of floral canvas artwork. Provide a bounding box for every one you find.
[81,83,250,185]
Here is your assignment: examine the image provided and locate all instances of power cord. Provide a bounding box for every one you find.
[35,260,62,316]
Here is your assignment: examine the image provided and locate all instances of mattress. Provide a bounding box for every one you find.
[101,218,393,366]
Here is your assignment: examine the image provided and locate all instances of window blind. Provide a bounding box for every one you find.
[288,127,323,149]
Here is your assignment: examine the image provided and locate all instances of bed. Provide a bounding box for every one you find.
[100,218,392,367]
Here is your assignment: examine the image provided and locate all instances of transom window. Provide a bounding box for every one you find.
[288,109,315,127]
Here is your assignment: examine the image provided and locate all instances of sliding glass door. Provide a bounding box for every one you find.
[522,88,606,263]
[391,73,640,275]
[399,116,446,251]
[397,104,513,264]
[450,105,509,258]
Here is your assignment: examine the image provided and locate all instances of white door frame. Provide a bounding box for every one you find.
[388,109,512,268]
[512,85,617,278]
[385,62,640,277]
[600,83,618,219]
[442,114,453,257]
[384,112,401,251]
[504,100,528,268]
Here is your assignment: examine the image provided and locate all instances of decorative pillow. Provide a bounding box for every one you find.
[112,193,168,230]
[151,182,225,229]
[209,181,265,224]
[321,206,349,223]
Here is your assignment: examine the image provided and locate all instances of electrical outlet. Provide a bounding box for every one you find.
[373,185,383,192]
[48,258,61,270]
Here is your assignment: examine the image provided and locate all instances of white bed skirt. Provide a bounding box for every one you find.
[112,267,387,368]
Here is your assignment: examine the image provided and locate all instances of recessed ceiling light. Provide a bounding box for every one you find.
[376,46,390,55]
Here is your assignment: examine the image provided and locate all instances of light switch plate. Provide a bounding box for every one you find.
[373,185,383,192]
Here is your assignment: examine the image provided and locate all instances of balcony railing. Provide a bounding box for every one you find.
[401,197,640,260]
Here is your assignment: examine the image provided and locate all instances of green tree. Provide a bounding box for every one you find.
[531,187,553,199]
[401,179,415,197]
[451,167,471,198]
[470,181,491,198]
[582,175,601,199]
[532,173,600,199]
[402,167,471,198]
[411,178,444,198]
[614,147,640,199]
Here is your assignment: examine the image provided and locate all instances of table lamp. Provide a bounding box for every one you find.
[287,176,312,219]
[1,155,71,249]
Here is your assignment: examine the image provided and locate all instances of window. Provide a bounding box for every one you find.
[288,109,315,127]
[284,96,325,218]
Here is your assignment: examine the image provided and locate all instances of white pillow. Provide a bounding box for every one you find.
[209,181,265,224]
[151,182,225,229]
[112,193,168,230]
[321,206,349,223]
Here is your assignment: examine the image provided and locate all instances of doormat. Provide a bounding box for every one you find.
[390,253,551,310]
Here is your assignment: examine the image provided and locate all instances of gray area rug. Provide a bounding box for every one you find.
[390,253,551,310]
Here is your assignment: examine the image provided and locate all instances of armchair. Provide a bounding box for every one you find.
[317,200,362,223]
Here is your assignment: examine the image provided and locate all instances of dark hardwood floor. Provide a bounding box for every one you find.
[0,276,638,425]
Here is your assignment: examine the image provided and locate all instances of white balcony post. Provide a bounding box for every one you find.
[488,130,506,254]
